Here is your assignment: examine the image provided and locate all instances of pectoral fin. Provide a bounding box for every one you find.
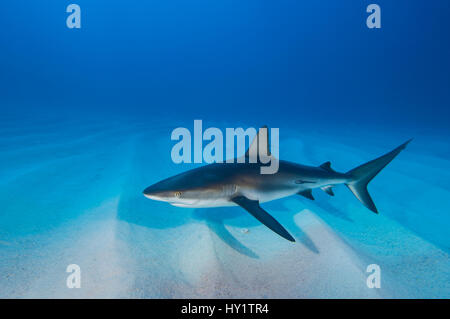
[231,196,295,242]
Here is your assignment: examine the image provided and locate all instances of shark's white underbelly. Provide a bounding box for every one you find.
[244,187,299,204]
[171,187,300,208]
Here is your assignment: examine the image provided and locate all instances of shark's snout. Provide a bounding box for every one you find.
[143,185,160,199]
[143,192,159,200]
[143,182,175,202]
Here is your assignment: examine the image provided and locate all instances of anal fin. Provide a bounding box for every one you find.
[298,189,314,200]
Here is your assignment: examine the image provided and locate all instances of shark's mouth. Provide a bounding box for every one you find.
[143,194,161,200]
[170,199,200,207]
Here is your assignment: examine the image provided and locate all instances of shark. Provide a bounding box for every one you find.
[143,127,411,242]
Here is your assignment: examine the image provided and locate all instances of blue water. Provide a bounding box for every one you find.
[0,1,449,298]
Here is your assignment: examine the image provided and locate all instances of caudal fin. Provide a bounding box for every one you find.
[346,139,412,213]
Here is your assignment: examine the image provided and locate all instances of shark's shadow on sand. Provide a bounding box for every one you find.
[116,191,260,256]
[192,207,260,259]
[264,199,320,254]
[117,195,261,258]
[117,191,322,258]
[192,202,322,257]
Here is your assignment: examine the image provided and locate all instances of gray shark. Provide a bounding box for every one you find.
[143,127,411,242]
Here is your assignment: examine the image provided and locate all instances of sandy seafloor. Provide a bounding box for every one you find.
[0,116,449,298]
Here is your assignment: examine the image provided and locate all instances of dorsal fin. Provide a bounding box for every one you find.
[245,126,271,158]
[319,161,335,172]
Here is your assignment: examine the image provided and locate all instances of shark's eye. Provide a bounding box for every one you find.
[174,191,182,198]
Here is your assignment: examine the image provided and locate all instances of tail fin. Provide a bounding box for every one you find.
[346,139,412,213]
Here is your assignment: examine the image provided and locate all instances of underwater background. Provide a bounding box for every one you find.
[0,0,449,298]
